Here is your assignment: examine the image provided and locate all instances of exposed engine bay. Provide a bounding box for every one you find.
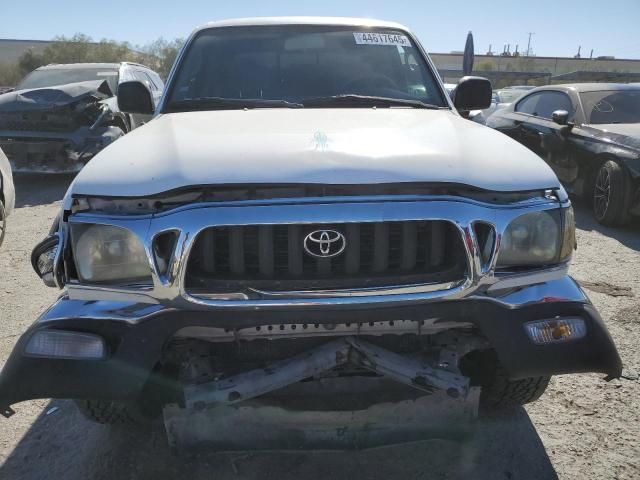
[0,80,126,173]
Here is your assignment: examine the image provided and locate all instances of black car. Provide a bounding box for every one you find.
[486,83,640,226]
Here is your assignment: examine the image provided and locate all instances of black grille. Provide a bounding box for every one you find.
[185,221,468,293]
[0,112,78,133]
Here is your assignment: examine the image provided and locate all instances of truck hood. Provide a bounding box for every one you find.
[0,80,112,113]
[71,108,561,197]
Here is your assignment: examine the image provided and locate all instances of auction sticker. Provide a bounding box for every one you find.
[353,32,411,47]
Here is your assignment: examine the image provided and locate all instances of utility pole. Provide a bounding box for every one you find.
[526,32,535,56]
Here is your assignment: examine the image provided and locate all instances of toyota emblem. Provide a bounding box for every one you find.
[303,230,346,258]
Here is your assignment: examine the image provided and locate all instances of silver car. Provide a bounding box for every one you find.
[471,88,527,124]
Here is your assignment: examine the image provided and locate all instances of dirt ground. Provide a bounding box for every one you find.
[0,174,638,480]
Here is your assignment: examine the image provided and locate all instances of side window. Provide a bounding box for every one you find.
[149,71,164,91]
[534,91,573,119]
[119,67,136,83]
[516,91,573,119]
[144,73,159,91]
[133,70,155,91]
[515,92,542,115]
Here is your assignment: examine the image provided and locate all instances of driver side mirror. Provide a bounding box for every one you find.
[117,81,154,115]
[552,110,570,125]
[453,76,492,111]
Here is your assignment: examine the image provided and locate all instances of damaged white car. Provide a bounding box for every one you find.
[0,147,15,246]
[0,62,163,173]
[0,18,621,449]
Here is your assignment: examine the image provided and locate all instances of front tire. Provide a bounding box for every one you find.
[593,160,630,226]
[480,365,550,408]
[74,399,145,425]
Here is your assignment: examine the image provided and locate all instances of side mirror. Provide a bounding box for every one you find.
[552,110,570,126]
[31,234,62,288]
[453,76,492,111]
[117,81,154,114]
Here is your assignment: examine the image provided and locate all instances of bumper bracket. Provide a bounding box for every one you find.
[184,336,469,410]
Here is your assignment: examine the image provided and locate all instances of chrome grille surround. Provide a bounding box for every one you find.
[64,194,568,309]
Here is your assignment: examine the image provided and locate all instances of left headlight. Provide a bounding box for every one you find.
[71,224,151,284]
[497,207,575,268]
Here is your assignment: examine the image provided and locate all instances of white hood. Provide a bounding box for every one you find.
[70,108,560,197]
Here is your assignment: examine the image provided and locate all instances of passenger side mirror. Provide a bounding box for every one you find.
[117,81,154,115]
[552,110,570,126]
[453,76,492,111]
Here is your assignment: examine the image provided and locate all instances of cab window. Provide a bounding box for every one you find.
[515,92,542,115]
[535,91,573,119]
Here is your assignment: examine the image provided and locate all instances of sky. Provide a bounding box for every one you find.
[2,0,639,59]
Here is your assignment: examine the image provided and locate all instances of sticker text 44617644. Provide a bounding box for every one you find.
[353,32,412,47]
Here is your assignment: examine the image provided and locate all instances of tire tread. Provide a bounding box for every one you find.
[481,365,550,408]
[75,399,138,425]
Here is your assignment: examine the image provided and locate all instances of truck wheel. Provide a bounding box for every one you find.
[480,364,550,408]
[74,399,142,425]
[593,160,630,227]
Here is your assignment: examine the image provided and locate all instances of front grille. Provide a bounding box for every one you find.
[184,221,468,293]
[0,138,69,165]
[0,113,77,133]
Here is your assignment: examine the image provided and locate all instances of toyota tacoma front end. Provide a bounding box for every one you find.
[0,18,621,448]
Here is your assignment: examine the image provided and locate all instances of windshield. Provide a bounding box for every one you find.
[17,67,119,93]
[165,25,447,111]
[495,89,525,104]
[580,90,640,124]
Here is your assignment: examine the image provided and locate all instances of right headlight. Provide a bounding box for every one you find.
[497,207,575,268]
[71,224,151,284]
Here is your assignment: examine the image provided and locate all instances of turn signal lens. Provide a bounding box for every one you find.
[524,318,586,345]
[24,331,105,360]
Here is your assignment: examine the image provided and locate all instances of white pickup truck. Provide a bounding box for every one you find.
[0,17,621,449]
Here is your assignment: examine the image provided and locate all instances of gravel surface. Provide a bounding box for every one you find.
[0,174,638,479]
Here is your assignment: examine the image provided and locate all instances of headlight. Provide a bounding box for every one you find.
[71,224,150,283]
[497,207,574,267]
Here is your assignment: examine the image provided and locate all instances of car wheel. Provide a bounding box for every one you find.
[593,160,630,226]
[0,199,6,247]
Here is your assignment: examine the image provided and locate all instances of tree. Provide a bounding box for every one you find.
[17,49,45,75]
[140,38,184,78]
[1,34,184,87]
[476,60,496,72]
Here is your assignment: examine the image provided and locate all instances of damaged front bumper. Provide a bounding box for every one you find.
[0,275,622,418]
[167,336,479,449]
[0,125,123,173]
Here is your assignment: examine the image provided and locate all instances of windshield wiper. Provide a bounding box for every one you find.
[301,95,445,109]
[165,97,303,112]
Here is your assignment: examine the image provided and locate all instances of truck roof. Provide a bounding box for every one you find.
[37,63,121,70]
[197,16,409,32]
[534,83,640,93]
